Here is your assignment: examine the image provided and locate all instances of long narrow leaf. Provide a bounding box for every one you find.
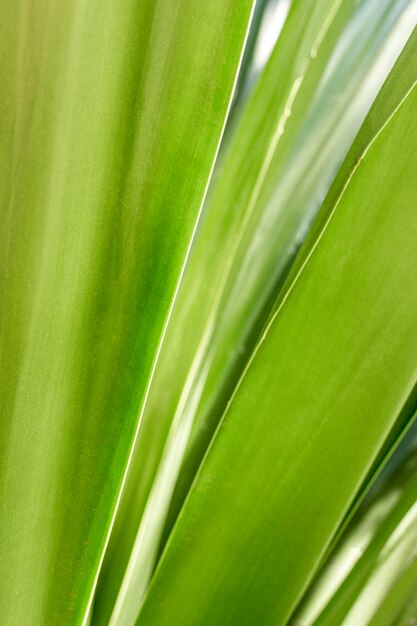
[0,2,254,624]
[311,461,417,625]
[135,28,417,626]
[291,432,417,624]
[96,4,417,624]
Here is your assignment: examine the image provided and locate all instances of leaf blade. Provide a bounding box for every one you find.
[0,2,254,624]
[135,28,417,626]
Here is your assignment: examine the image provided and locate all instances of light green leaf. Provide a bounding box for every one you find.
[135,26,417,626]
[395,578,417,625]
[369,561,417,626]
[291,429,417,624]
[0,1,254,625]
[308,447,417,625]
[96,3,417,624]
[293,402,417,619]
[168,0,417,536]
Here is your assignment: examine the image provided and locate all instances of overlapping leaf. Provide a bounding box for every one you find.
[95,3,417,625]
[291,426,417,624]
[135,27,417,626]
[311,446,417,625]
[0,1,254,624]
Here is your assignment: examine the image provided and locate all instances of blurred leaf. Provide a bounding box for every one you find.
[0,1,254,624]
[168,0,417,541]
[96,4,417,624]
[291,428,417,624]
[369,562,417,626]
[135,26,417,626]
[395,583,417,625]
[307,447,417,625]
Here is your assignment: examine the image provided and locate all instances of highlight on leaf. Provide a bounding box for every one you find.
[1,1,417,626]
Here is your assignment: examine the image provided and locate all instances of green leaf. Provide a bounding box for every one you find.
[369,561,417,626]
[0,2,254,625]
[395,579,417,625]
[308,445,417,625]
[291,429,417,624]
[295,398,417,611]
[95,3,417,624]
[134,26,417,626]
[166,0,417,540]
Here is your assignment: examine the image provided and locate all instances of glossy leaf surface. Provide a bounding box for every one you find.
[292,431,417,624]
[96,5,417,624]
[0,1,254,624]
[135,28,417,626]
[311,449,417,625]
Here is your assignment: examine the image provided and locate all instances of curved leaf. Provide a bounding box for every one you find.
[0,1,254,624]
[97,7,417,624]
[310,457,417,625]
[135,27,417,626]
[291,430,417,624]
